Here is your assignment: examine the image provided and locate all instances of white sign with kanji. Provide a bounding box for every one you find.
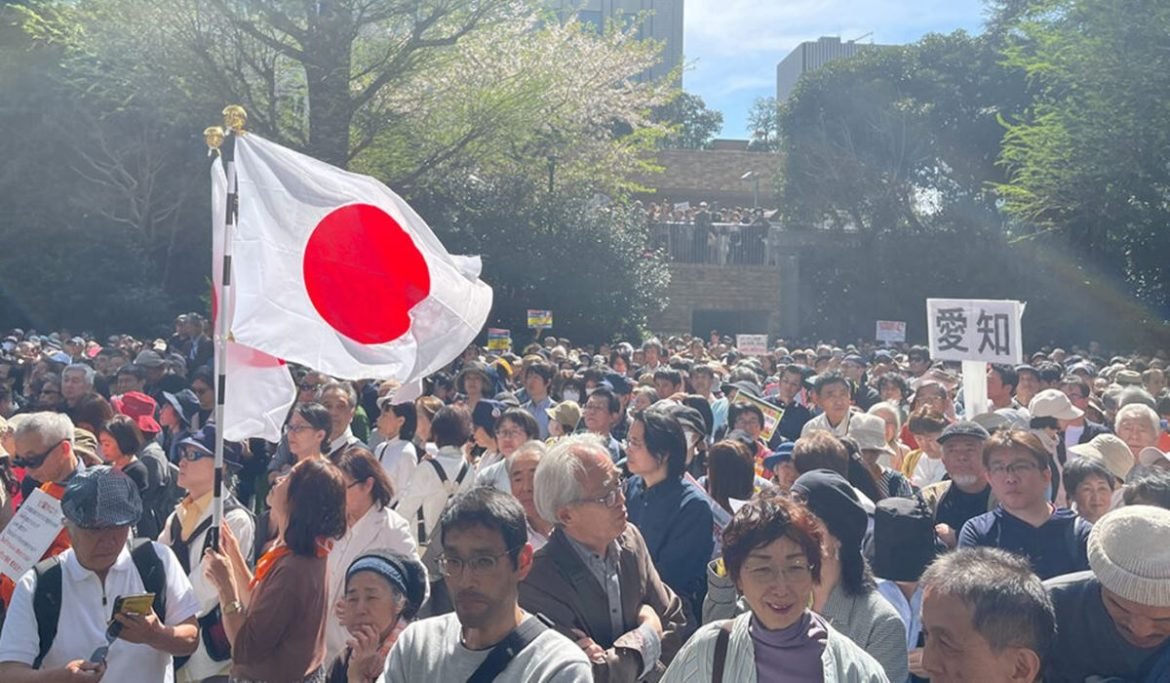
[926,299,1024,364]
[736,334,769,356]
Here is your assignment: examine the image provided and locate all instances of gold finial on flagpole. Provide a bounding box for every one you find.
[222,105,247,134]
[203,126,225,157]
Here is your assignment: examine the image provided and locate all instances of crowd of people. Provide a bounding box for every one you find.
[1,322,1170,682]
[640,201,775,265]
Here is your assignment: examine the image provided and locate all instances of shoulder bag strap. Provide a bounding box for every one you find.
[130,539,167,622]
[712,619,733,683]
[466,616,549,683]
[32,558,63,669]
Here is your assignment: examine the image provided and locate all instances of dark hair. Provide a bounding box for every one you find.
[706,440,754,513]
[388,402,418,441]
[116,364,147,382]
[812,371,850,396]
[876,373,909,399]
[498,408,540,441]
[428,372,455,393]
[631,407,687,479]
[908,346,930,363]
[722,491,823,584]
[680,394,714,438]
[792,432,849,477]
[334,446,395,508]
[840,437,885,503]
[1123,469,1170,509]
[1062,457,1116,494]
[295,402,333,452]
[431,406,471,448]
[100,414,145,457]
[653,367,683,388]
[921,548,1056,664]
[728,401,765,431]
[983,430,1050,469]
[284,459,348,555]
[69,392,114,431]
[525,361,555,384]
[439,486,528,568]
[190,367,214,391]
[1061,376,1091,400]
[588,387,620,415]
[989,364,1019,392]
[1036,362,1063,384]
[907,407,949,435]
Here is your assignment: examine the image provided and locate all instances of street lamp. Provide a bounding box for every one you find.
[741,171,760,209]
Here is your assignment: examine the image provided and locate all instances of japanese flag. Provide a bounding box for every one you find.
[212,162,297,442]
[228,133,493,381]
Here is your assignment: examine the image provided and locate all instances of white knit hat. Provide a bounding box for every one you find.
[1088,505,1170,607]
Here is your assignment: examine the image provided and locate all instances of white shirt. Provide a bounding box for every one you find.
[801,410,854,439]
[395,447,474,547]
[375,438,419,506]
[0,542,200,683]
[1064,424,1085,450]
[912,455,948,488]
[325,504,419,662]
[158,503,255,683]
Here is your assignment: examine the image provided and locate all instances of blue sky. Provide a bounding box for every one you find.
[683,0,990,137]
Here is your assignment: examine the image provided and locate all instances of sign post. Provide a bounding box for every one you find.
[926,299,1025,419]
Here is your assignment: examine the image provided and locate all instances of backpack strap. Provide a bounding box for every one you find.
[130,539,167,623]
[417,459,450,545]
[466,615,550,683]
[712,620,733,683]
[32,557,63,669]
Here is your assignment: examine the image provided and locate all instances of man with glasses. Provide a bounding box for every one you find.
[959,430,1090,580]
[520,434,687,683]
[1,412,82,611]
[385,486,590,682]
[582,388,624,463]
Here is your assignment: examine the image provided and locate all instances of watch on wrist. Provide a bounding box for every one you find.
[223,600,245,616]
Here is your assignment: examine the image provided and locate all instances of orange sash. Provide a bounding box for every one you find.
[249,540,331,590]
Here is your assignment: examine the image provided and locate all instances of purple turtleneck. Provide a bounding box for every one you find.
[750,609,829,682]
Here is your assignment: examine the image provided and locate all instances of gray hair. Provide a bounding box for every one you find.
[1115,403,1159,436]
[921,548,1055,662]
[867,401,901,434]
[320,381,357,408]
[14,411,75,447]
[1118,387,1157,410]
[62,363,95,387]
[534,433,607,525]
[511,440,547,464]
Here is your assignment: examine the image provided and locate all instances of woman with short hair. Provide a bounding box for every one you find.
[666,493,886,682]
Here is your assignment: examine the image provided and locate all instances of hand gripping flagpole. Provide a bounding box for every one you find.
[205,105,246,550]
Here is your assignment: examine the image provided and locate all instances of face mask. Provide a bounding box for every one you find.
[562,390,581,403]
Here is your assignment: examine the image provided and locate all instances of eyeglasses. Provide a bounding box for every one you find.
[573,480,625,508]
[13,439,65,469]
[437,548,516,577]
[298,382,322,392]
[743,562,813,585]
[283,423,317,435]
[40,388,61,396]
[179,448,212,462]
[989,461,1041,477]
[497,428,527,439]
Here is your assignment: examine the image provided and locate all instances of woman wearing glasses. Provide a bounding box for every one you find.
[664,493,886,682]
[160,424,256,683]
[476,408,541,493]
[325,447,419,663]
[285,403,333,469]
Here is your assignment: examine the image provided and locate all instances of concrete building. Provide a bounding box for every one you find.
[545,0,684,84]
[776,36,888,103]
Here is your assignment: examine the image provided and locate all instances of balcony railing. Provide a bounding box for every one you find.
[650,221,779,266]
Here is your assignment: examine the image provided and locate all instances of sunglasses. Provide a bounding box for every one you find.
[179,447,213,462]
[13,439,65,469]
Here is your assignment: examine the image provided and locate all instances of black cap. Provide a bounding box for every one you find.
[603,373,633,395]
[868,497,937,582]
[791,469,867,552]
[177,424,244,468]
[937,420,990,444]
[471,399,504,432]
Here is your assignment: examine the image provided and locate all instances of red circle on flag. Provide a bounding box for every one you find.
[303,204,431,345]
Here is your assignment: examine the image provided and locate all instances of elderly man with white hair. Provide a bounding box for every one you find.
[519,434,688,683]
[1114,403,1160,459]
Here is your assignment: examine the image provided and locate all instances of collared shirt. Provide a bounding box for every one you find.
[522,396,555,439]
[176,491,213,541]
[876,579,924,650]
[0,541,200,682]
[327,428,363,459]
[562,533,661,678]
[800,410,853,439]
[375,438,418,507]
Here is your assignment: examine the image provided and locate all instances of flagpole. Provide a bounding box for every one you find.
[206,105,246,550]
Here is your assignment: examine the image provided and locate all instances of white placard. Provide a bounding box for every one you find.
[0,489,64,582]
[875,320,907,343]
[735,334,769,356]
[926,299,1025,364]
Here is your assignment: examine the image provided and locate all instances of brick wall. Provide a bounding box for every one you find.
[650,263,784,336]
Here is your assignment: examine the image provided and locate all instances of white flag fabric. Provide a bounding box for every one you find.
[212,161,297,442]
[229,133,493,381]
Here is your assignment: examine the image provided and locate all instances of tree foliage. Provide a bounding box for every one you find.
[746,96,780,151]
[654,92,723,150]
[994,0,1170,308]
[776,31,1028,234]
